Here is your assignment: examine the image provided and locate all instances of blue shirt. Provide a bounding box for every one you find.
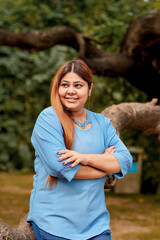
[27,106,132,240]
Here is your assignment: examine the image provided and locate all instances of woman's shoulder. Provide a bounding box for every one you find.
[38,106,57,118]
[32,106,63,139]
[36,106,61,126]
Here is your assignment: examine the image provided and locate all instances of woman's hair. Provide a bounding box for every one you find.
[46,59,93,188]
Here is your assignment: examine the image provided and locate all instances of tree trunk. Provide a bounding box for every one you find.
[0,215,36,240]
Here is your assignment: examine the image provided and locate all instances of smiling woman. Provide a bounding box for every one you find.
[27,59,133,240]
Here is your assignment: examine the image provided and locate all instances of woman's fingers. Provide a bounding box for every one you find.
[70,160,79,167]
[57,150,81,167]
[57,149,69,155]
[58,150,82,167]
[104,145,116,154]
[58,153,72,161]
[62,156,77,165]
[108,145,116,153]
[110,148,116,153]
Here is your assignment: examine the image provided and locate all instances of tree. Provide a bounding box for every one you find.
[0,12,160,98]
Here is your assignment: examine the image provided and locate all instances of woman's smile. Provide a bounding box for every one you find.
[65,97,79,102]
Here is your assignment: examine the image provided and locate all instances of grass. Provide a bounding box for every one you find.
[0,171,33,226]
[105,192,160,240]
[0,171,33,189]
[121,230,160,240]
[0,172,160,240]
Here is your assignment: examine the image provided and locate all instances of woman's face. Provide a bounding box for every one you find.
[58,72,93,113]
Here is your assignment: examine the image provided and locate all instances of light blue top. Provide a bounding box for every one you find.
[27,106,132,240]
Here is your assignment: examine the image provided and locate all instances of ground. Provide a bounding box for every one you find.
[105,192,160,240]
[0,172,160,240]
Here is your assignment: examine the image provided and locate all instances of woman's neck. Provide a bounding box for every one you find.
[71,108,86,122]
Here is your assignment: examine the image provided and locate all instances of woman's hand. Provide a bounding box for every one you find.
[57,150,89,167]
[57,145,116,168]
[57,145,116,167]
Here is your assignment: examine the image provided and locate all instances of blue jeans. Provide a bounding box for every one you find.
[31,222,111,240]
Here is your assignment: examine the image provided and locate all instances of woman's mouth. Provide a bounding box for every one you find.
[65,98,78,103]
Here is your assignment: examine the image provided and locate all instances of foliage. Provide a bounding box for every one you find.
[0,45,76,171]
[0,0,160,192]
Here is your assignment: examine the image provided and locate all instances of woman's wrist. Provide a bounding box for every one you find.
[85,153,120,173]
[85,154,92,166]
[87,154,102,166]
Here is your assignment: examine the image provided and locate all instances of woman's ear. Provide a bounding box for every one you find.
[89,83,93,97]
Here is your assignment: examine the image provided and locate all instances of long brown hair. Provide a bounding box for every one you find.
[46,59,93,188]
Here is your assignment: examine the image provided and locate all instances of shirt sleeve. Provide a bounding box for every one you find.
[31,107,81,182]
[104,117,133,179]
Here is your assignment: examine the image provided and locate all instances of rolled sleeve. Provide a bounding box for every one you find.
[104,117,133,179]
[111,152,132,179]
[31,107,80,182]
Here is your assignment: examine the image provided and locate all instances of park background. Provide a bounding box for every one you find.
[0,0,160,239]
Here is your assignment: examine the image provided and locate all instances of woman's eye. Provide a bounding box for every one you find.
[61,83,68,87]
[75,84,82,88]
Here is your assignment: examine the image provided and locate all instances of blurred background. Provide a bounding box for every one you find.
[0,1,160,239]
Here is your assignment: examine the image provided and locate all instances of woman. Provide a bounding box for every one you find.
[27,59,132,240]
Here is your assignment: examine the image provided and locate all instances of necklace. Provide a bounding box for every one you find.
[72,109,91,129]
[73,118,90,129]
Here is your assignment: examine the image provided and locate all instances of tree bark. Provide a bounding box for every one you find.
[102,98,160,141]
[0,215,36,240]
[0,99,160,239]
[0,13,160,97]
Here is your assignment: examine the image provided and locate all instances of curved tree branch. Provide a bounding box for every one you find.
[0,27,79,51]
[0,13,160,97]
[0,26,134,75]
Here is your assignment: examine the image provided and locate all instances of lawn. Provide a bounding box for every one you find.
[0,172,160,240]
[0,171,33,226]
[106,193,160,240]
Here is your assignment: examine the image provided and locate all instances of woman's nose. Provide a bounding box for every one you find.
[67,86,76,94]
